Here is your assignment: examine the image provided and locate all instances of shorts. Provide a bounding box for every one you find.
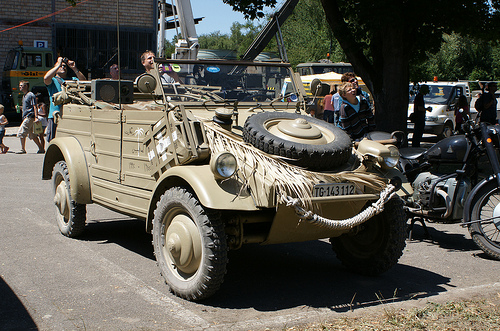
[17,116,36,139]
[323,110,335,123]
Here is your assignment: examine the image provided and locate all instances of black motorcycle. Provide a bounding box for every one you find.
[398,113,500,259]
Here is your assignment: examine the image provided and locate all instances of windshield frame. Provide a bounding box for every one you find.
[152,58,300,102]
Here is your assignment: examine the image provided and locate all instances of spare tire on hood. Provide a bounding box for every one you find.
[242,112,352,170]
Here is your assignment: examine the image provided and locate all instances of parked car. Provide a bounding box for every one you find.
[407,81,471,139]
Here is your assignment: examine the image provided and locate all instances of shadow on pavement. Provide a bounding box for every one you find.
[203,240,451,311]
[70,214,457,312]
[407,222,478,252]
[0,277,38,330]
[77,217,155,261]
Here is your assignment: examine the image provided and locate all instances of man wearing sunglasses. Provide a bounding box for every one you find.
[44,57,86,142]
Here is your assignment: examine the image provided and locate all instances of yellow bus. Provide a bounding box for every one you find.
[1,45,53,120]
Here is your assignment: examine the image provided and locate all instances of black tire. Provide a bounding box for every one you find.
[52,161,87,237]
[152,187,227,301]
[330,198,407,275]
[243,112,352,170]
[440,122,453,139]
[468,180,500,260]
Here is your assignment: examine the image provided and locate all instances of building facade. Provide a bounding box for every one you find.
[0,0,157,79]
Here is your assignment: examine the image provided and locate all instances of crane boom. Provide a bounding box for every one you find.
[240,0,299,62]
[172,0,199,60]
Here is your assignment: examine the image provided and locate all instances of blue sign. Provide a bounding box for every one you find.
[206,66,220,73]
[34,40,48,48]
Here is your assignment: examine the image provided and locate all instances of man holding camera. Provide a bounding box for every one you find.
[43,57,86,142]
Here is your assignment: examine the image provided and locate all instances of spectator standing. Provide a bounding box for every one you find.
[455,94,470,133]
[332,72,371,126]
[16,81,44,154]
[338,82,375,141]
[0,104,9,154]
[44,57,86,142]
[323,85,335,123]
[110,64,120,80]
[36,99,49,152]
[412,84,431,147]
[475,82,498,125]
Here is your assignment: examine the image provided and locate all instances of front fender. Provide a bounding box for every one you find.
[463,176,499,224]
[146,165,258,230]
[42,137,92,204]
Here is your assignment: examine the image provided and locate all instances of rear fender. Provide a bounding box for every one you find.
[42,137,91,204]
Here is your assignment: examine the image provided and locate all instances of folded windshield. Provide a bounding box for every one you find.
[154,59,296,102]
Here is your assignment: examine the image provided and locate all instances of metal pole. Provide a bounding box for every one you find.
[159,0,166,57]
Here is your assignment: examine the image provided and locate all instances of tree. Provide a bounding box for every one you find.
[411,33,500,85]
[280,0,346,67]
[224,0,500,132]
[196,21,271,58]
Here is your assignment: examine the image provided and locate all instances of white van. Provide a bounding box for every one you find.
[408,81,470,138]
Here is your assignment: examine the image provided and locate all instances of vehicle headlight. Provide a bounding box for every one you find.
[426,116,438,122]
[383,145,400,168]
[210,151,237,179]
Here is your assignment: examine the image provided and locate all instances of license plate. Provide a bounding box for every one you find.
[313,183,356,197]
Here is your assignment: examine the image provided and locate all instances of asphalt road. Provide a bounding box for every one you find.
[1,134,500,331]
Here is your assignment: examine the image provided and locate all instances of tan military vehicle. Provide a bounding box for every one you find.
[43,58,411,301]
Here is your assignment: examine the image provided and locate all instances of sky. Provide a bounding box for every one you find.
[187,0,269,35]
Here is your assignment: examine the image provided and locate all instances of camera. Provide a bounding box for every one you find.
[62,57,69,65]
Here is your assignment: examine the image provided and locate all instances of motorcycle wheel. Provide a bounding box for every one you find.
[468,180,500,260]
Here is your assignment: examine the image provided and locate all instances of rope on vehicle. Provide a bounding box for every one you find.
[283,184,397,230]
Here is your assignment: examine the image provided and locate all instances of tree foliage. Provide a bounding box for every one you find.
[194,21,272,58]
[411,34,500,84]
[280,0,346,67]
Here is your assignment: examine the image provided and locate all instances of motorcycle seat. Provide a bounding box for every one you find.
[399,147,427,160]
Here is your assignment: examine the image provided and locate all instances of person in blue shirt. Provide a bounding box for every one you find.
[332,72,371,126]
[338,82,376,141]
[44,57,86,142]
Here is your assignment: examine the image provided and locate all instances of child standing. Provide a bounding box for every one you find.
[0,104,9,154]
[36,101,48,152]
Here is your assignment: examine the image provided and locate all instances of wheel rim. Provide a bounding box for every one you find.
[162,208,202,278]
[265,118,335,145]
[53,175,70,221]
[340,217,385,259]
[476,189,500,241]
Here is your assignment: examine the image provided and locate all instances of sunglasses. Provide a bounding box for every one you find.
[349,78,357,83]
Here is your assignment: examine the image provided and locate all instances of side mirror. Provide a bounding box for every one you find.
[310,78,330,96]
[310,78,322,96]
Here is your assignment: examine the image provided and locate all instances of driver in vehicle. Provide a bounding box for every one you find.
[139,50,180,84]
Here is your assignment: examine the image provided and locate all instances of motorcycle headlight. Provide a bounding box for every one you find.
[383,145,400,168]
[210,151,237,180]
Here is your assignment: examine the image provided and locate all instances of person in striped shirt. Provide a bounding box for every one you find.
[338,82,376,141]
